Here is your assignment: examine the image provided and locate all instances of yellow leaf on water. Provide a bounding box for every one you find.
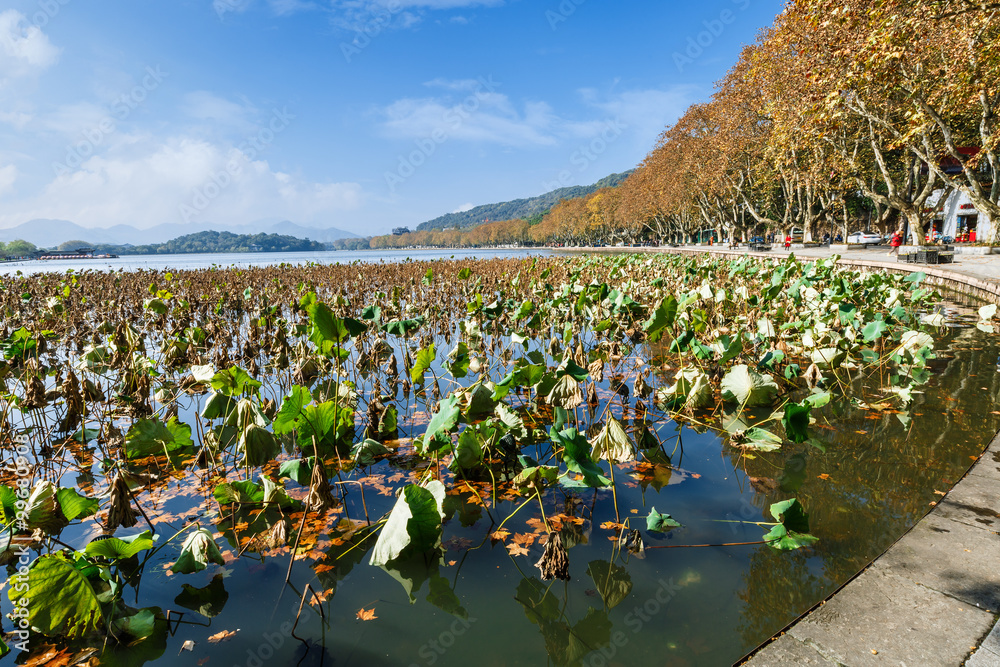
[208,629,238,643]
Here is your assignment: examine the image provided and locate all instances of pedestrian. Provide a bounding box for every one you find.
[889,230,902,256]
[784,234,791,250]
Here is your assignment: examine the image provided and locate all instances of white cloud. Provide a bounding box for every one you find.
[0,137,362,229]
[330,0,500,32]
[0,11,60,85]
[379,0,501,7]
[212,0,253,18]
[452,202,474,213]
[423,78,487,91]
[180,91,259,134]
[581,86,701,147]
[0,164,17,197]
[267,0,318,15]
[0,109,31,129]
[39,101,109,137]
[378,82,650,148]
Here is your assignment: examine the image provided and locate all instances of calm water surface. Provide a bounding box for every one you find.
[0,248,551,275]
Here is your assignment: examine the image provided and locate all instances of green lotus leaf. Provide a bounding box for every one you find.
[172,528,225,574]
[369,481,446,567]
[720,365,779,406]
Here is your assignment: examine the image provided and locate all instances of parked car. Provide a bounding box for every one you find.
[847,231,883,245]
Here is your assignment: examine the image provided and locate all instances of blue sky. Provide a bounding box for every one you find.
[0,0,783,236]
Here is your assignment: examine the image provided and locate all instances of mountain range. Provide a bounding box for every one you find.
[415,171,633,232]
[0,219,358,248]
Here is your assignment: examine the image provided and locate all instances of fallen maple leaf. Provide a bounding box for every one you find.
[309,588,333,606]
[506,543,530,557]
[817,474,831,480]
[490,529,510,542]
[207,630,238,643]
[356,607,378,621]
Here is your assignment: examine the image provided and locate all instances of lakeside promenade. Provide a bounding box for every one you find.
[563,243,1000,666]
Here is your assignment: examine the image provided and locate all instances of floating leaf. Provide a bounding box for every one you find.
[351,438,391,466]
[764,498,819,551]
[645,507,681,533]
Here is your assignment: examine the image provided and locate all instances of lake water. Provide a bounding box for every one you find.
[2,252,997,667]
[0,248,552,275]
[97,314,999,667]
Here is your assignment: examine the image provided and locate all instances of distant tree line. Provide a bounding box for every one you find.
[94,231,325,255]
[330,237,373,251]
[0,240,39,257]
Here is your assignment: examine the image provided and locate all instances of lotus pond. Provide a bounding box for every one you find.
[1,253,998,667]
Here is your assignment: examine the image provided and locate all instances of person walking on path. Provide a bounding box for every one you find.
[889,230,902,256]
[784,234,791,250]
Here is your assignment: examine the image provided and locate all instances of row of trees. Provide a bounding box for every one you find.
[1,240,38,257]
[96,231,325,255]
[575,0,1000,246]
[372,0,999,248]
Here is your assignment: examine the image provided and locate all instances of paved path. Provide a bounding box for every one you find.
[562,244,1000,665]
[561,243,1000,283]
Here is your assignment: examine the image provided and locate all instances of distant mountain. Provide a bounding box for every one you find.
[0,219,358,248]
[416,171,633,232]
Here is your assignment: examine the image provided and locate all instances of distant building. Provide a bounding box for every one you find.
[926,190,993,242]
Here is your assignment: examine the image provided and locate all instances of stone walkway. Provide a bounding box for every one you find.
[561,245,1000,666]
